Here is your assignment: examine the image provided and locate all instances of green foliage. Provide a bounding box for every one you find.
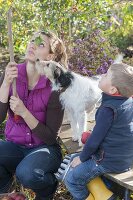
[34,35,43,46]
[0,0,132,63]
[105,2,133,51]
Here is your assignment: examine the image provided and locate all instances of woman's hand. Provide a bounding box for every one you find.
[9,96,28,118]
[71,156,82,168]
[3,62,18,87]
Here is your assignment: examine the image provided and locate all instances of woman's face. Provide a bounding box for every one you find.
[25,32,53,62]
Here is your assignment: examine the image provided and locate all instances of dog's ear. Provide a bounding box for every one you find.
[54,68,61,79]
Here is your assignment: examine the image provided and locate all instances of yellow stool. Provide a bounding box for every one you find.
[86,177,113,200]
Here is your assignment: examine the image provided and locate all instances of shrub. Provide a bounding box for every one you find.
[68,29,118,76]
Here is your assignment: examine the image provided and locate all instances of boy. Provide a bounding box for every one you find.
[64,62,133,200]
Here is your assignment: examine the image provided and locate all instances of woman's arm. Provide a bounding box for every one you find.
[11,91,64,145]
[0,62,18,123]
[0,72,10,103]
[0,62,18,103]
[9,91,64,145]
[80,106,114,162]
[0,72,9,123]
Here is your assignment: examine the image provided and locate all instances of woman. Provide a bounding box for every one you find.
[0,30,67,200]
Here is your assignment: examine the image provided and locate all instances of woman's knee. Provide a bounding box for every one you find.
[0,165,10,178]
[16,165,55,189]
[0,141,9,155]
[16,165,34,187]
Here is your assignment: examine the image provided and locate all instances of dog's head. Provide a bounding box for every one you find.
[35,60,73,89]
[35,60,65,82]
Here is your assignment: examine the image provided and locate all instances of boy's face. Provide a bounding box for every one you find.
[98,68,118,95]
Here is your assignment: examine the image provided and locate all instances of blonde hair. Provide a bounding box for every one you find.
[40,30,68,68]
[110,63,133,97]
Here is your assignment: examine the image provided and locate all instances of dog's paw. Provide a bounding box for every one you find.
[78,139,83,147]
[72,136,78,142]
[78,141,83,147]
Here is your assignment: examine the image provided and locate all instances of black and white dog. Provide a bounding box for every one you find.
[36,60,102,146]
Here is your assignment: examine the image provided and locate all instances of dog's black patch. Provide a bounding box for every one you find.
[54,68,60,79]
[55,69,74,88]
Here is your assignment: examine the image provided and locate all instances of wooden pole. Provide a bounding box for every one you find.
[7,7,17,97]
[7,8,20,121]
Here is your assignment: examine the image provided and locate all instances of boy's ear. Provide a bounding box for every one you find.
[109,86,118,95]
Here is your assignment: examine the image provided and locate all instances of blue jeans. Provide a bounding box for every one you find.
[64,156,111,200]
[0,140,62,199]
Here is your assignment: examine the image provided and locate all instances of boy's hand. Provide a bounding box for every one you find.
[9,96,27,117]
[71,156,82,168]
[4,62,18,86]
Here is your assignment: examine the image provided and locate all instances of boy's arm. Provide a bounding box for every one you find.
[80,106,114,162]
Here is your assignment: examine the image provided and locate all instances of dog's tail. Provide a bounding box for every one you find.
[113,53,124,64]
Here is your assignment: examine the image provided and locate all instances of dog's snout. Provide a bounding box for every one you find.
[36,58,40,62]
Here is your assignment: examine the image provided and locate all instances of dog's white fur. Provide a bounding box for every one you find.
[36,60,102,146]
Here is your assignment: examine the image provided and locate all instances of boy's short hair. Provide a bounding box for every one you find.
[110,63,133,98]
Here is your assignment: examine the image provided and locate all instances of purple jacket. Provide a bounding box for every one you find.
[5,63,52,147]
